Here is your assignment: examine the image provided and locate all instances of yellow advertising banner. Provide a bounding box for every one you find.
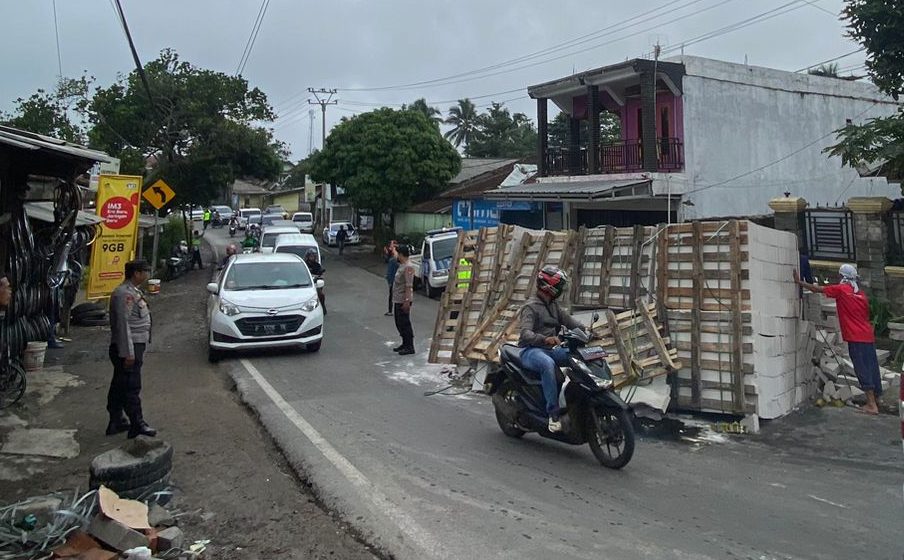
[87,174,143,299]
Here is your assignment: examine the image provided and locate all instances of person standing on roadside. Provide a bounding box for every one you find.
[336,225,349,256]
[107,260,157,438]
[384,241,399,317]
[191,230,203,270]
[392,245,416,355]
[794,264,882,415]
[203,207,211,231]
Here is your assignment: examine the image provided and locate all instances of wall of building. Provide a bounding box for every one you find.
[271,191,302,213]
[395,212,450,236]
[672,55,901,220]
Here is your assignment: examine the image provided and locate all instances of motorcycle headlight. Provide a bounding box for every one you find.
[219,301,241,316]
[591,375,613,389]
[301,297,320,312]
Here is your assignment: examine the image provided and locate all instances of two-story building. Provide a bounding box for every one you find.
[486,55,901,227]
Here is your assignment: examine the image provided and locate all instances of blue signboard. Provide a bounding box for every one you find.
[454,199,501,229]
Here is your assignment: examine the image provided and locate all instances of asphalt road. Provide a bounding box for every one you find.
[207,228,902,560]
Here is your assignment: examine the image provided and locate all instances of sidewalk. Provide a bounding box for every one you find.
[0,245,378,559]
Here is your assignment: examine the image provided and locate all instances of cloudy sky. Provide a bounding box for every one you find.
[2,0,863,159]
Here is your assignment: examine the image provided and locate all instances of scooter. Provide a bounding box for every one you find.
[484,314,636,469]
[228,222,237,237]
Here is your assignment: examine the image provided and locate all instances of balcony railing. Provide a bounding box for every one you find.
[545,138,684,176]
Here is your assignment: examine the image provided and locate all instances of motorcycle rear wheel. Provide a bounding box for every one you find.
[586,407,635,469]
[492,381,525,438]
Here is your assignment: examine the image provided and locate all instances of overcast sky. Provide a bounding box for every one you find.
[1,0,863,159]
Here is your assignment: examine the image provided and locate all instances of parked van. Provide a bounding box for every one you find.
[292,212,314,233]
[238,208,261,230]
[274,233,321,263]
[259,225,300,254]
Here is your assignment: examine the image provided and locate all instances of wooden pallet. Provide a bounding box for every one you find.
[572,225,657,310]
[427,229,479,364]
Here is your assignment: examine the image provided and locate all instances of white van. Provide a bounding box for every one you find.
[274,233,321,263]
[238,208,261,230]
[259,225,301,254]
[292,212,314,233]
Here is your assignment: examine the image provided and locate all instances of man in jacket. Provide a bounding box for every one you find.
[519,265,583,433]
[336,225,349,255]
[107,260,157,438]
[794,264,882,415]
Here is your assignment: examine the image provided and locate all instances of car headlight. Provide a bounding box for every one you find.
[219,300,241,316]
[301,297,320,312]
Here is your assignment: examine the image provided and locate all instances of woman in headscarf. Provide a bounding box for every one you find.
[794,264,881,415]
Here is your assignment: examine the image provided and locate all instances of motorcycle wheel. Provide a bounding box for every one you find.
[492,381,525,438]
[586,406,635,469]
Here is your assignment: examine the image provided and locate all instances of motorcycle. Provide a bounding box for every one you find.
[484,313,635,469]
[229,222,237,237]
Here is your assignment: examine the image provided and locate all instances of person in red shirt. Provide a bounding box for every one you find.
[794,264,881,415]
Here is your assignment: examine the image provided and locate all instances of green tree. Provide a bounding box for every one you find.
[306,108,460,235]
[444,98,479,150]
[547,110,622,149]
[87,49,283,206]
[808,63,840,77]
[403,98,443,126]
[467,102,537,158]
[1,76,91,142]
[825,0,904,189]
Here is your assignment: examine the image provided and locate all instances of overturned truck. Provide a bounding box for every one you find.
[429,220,811,421]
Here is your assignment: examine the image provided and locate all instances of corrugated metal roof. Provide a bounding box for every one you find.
[0,125,114,164]
[24,201,103,226]
[231,178,272,195]
[450,158,519,184]
[485,179,652,201]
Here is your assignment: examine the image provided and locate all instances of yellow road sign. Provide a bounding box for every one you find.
[143,179,176,209]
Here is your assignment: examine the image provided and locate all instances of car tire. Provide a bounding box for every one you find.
[208,345,223,363]
[307,341,322,353]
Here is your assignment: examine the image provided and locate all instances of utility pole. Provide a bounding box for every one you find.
[307,88,337,150]
[307,109,316,156]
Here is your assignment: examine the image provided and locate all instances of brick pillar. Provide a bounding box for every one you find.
[639,69,658,172]
[587,85,600,174]
[848,196,893,300]
[537,98,548,177]
[768,196,808,241]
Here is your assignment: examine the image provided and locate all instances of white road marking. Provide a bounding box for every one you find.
[239,359,448,558]
[807,495,849,509]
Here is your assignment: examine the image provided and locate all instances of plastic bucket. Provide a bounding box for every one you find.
[147,279,161,295]
[23,341,47,372]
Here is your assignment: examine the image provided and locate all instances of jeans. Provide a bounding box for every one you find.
[848,341,882,395]
[387,284,393,314]
[393,303,414,349]
[521,346,570,417]
[107,343,146,424]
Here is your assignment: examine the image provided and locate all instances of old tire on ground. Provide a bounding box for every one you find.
[90,459,172,492]
[0,362,26,409]
[90,439,174,482]
[71,302,105,317]
[116,473,172,501]
[586,406,635,470]
[492,381,526,438]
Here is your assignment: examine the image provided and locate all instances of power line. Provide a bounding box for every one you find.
[52,0,62,77]
[308,88,338,149]
[795,48,865,73]
[111,0,155,111]
[236,0,271,76]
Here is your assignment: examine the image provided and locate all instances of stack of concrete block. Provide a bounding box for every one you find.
[808,326,898,404]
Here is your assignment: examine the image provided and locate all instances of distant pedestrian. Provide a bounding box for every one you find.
[336,225,349,255]
[203,208,211,231]
[392,245,416,355]
[794,264,882,415]
[107,260,157,438]
[384,241,399,317]
[191,231,203,270]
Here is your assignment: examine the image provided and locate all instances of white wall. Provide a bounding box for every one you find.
[671,56,901,220]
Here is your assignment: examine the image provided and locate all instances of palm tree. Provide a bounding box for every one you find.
[808,63,840,77]
[404,98,443,125]
[443,98,478,150]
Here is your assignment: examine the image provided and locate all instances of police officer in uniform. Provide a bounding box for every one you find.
[107,259,157,438]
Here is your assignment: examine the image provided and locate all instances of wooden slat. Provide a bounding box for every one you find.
[729,219,745,412]
[628,224,644,303]
[598,226,616,306]
[690,221,704,408]
[675,340,754,353]
[636,297,679,370]
[668,287,751,300]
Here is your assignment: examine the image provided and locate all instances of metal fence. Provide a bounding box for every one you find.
[804,208,856,261]
[888,210,904,266]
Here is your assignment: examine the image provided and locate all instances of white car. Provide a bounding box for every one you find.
[322,222,360,246]
[292,212,314,233]
[238,208,261,230]
[274,233,321,263]
[259,225,301,254]
[206,253,325,361]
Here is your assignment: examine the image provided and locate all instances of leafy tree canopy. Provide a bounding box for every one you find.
[826,0,904,189]
[1,76,91,143]
[88,49,283,205]
[467,102,536,158]
[548,110,621,149]
[306,108,460,216]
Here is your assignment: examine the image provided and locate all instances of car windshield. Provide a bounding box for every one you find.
[294,215,312,222]
[330,224,352,233]
[224,261,312,290]
[261,232,291,248]
[432,237,457,261]
[276,245,318,259]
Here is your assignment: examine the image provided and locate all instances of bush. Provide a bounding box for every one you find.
[869,297,892,336]
[141,215,187,270]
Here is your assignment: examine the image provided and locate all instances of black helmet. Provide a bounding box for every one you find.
[537,265,568,300]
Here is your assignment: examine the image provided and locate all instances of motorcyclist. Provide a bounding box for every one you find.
[304,249,326,314]
[220,244,238,269]
[241,230,258,250]
[518,265,584,433]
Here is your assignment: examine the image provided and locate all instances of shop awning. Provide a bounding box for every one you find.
[24,201,104,226]
[484,179,653,202]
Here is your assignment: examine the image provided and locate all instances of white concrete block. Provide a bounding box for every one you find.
[834,384,853,402]
[823,380,838,400]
